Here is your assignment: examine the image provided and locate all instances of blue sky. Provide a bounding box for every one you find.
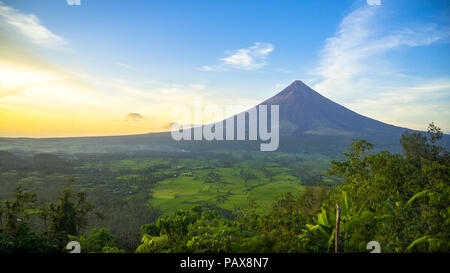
[0,0,449,136]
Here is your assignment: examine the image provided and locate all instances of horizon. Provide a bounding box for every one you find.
[1,0,449,137]
[2,79,444,141]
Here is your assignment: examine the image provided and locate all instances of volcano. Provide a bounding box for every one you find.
[174,79,415,153]
[256,80,405,137]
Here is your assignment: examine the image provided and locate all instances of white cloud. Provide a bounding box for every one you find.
[117,62,136,70]
[367,0,381,6]
[344,81,450,131]
[312,4,450,131]
[0,2,68,50]
[199,64,223,72]
[201,42,274,71]
[67,0,81,6]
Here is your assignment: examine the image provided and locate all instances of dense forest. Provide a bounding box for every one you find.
[0,123,448,253]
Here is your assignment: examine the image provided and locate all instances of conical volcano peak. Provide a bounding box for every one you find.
[257,79,404,137]
[282,80,314,95]
[264,80,315,104]
[290,80,307,87]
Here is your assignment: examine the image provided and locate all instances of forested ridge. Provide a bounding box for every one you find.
[0,123,448,253]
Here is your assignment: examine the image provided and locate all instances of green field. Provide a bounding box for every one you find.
[73,151,338,215]
[148,162,306,214]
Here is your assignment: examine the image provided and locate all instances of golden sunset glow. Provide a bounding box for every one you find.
[0,54,235,137]
[0,38,220,137]
[0,59,171,137]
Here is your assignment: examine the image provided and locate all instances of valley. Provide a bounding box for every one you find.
[0,148,339,250]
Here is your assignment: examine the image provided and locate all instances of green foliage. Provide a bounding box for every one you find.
[136,205,237,253]
[68,228,123,253]
[0,182,96,253]
[326,124,449,252]
[0,223,60,253]
[101,246,126,253]
[0,187,59,253]
[137,188,328,253]
[47,183,95,246]
[136,123,449,253]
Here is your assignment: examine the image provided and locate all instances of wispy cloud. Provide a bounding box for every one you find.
[201,42,274,71]
[0,1,68,50]
[124,113,145,121]
[117,62,136,70]
[312,3,450,131]
[66,0,81,6]
[345,81,450,131]
[367,0,381,6]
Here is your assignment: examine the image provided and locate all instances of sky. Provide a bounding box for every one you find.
[0,0,449,137]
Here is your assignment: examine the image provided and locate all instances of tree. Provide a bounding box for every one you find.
[68,228,123,253]
[2,187,36,235]
[48,188,77,239]
[46,182,94,248]
[0,187,59,253]
[326,123,449,252]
